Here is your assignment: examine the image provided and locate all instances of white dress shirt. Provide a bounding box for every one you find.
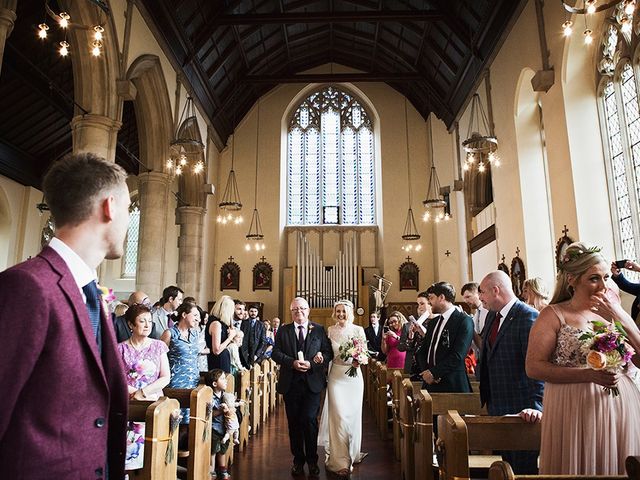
[49,237,97,302]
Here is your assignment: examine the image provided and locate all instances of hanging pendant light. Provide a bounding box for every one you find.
[423,115,447,220]
[462,93,499,172]
[245,99,266,251]
[217,89,243,225]
[400,98,422,252]
[168,95,205,177]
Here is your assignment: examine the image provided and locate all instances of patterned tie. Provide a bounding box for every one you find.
[82,280,102,351]
[427,315,444,367]
[488,312,502,348]
[297,325,305,351]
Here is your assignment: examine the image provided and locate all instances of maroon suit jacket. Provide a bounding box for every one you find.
[0,247,128,479]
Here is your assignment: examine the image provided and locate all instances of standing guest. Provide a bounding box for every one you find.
[196,306,210,372]
[271,317,281,338]
[523,277,550,312]
[261,319,275,359]
[398,291,432,373]
[232,300,246,329]
[117,304,170,470]
[381,312,407,369]
[0,153,130,479]
[364,312,386,361]
[272,297,332,477]
[240,304,266,368]
[610,260,640,322]
[415,282,474,392]
[527,243,640,474]
[461,282,489,355]
[153,285,184,333]
[206,295,238,374]
[478,271,544,474]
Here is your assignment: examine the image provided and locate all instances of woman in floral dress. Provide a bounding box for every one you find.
[117,304,170,470]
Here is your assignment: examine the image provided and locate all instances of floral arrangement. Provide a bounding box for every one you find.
[580,320,635,396]
[98,284,117,303]
[338,336,370,377]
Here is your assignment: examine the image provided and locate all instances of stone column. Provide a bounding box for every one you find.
[137,171,171,301]
[0,4,16,79]
[176,206,206,302]
[71,114,121,163]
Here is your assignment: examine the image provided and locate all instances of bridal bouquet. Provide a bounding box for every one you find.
[579,320,635,396]
[338,336,370,377]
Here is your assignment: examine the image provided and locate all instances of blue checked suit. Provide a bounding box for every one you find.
[479,300,544,474]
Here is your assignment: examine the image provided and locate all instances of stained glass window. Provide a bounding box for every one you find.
[122,199,140,278]
[287,86,375,225]
[598,16,640,281]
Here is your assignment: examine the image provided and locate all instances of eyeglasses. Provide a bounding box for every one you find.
[290,307,308,312]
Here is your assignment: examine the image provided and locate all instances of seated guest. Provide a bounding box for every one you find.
[117,304,170,470]
[522,277,550,312]
[114,291,158,342]
[364,311,386,361]
[381,311,407,369]
[207,295,238,374]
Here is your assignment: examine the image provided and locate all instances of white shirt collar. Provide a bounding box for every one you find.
[49,237,97,291]
[440,305,457,321]
[499,297,518,320]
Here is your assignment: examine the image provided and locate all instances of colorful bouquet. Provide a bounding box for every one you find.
[338,336,370,377]
[579,320,635,396]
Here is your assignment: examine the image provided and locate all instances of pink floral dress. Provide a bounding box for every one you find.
[117,339,169,470]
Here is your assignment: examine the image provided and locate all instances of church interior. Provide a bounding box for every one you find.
[2,0,640,478]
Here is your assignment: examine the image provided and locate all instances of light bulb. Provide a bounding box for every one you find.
[227,213,232,221]
[91,40,102,57]
[59,41,69,57]
[435,216,441,223]
[175,166,183,175]
[59,12,70,29]
[179,154,187,166]
[621,17,632,33]
[625,0,635,15]
[221,218,228,225]
[193,161,204,174]
[216,215,223,223]
[584,29,593,44]
[166,159,174,169]
[467,152,476,163]
[463,162,470,171]
[422,212,430,222]
[416,245,422,252]
[93,25,104,41]
[444,213,451,221]
[562,20,573,37]
[38,23,49,39]
[585,0,596,14]
[478,162,486,172]
[234,217,241,225]
[488,151,496,163]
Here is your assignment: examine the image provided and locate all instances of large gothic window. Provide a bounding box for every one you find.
[598,10,640,280]
[287,86,375,225]
[122,199,140,278]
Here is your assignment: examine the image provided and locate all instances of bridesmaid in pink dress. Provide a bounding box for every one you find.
[527,243,640,475]
[381,312,407,369]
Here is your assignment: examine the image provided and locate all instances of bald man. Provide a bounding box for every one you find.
[478,271,544,474]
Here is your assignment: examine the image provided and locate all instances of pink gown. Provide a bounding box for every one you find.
[384,330,406,369]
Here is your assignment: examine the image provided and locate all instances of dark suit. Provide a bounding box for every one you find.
[479,300,544,474]
[240,318,266,367]
[0,247,128,480]
[272,321,332,466]
[415,308,474,392]
[364,324,386,361]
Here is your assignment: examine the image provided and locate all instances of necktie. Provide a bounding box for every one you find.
[427,315,444,366]
[297,325,305,351]
[82,280,102,350]
[488,313,502,347]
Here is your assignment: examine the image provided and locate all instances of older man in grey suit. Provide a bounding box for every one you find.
[478,271,544,474]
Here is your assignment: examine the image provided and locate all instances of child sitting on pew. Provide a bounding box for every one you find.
[204,369,232,480]
[221,392,242,445]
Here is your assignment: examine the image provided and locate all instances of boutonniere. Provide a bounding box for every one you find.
[98,284,116,303]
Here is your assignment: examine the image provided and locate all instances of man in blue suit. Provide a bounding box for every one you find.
[478,271,544,474]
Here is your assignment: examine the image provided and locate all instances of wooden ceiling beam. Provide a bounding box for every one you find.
[212,10,443,25]
[243,72,422,83]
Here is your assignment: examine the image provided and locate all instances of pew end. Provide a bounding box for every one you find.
[488,458,640,480]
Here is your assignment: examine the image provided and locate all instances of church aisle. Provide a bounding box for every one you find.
[230,401,400,479]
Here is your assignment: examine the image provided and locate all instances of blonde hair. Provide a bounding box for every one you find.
[523,277,550,311]
[551,242,607,304]
[332,299,354,324]
[388,311,408,329]
[210,295,235,327]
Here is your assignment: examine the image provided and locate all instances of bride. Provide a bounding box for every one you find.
[319,299,367,478]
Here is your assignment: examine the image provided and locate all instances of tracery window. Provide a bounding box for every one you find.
[287,86,375,225]
[598,10,640,280]
[122,199,140,278]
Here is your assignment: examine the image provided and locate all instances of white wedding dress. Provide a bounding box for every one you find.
[319,323,367,473]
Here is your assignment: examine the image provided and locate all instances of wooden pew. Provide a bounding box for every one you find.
[362,362,369,405]
[261,360,270,423]
[225,375,236,466]
[237,368,250,451]
[128,397,181,480]
[376,363,388,438]
[488,457,640,480]
[391,370,404,461]
[268,359,277,413]
[437,410,542,480]
[163,385,214,480]
[250,363,262,435]
[368,360,379,412]
[398,378,416,480]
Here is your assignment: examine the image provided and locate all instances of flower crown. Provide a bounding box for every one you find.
[560,246,602,269]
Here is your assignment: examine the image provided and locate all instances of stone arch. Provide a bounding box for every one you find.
[126,54,173,172]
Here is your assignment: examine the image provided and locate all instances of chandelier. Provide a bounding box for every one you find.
[37,0,109,58]
[245,100,266,251]
[167,96,205,176]
[400,99,422,253]
[422,116,450,223]
[462,93,500,173]
[561,0,636,42]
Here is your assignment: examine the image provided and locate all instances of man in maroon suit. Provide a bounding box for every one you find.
[0,153,131,479]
